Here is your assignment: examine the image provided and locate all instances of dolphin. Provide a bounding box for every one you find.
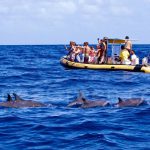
[81,98,110,108]
[0,93,47,108]
[68,91,110,108]
[0,94,15,107]
[115,97,145,107]
[67,91,85,107]
[7,93,13,101]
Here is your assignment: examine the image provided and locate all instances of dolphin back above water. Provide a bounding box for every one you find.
[0,93,46,108]
[81,98,110,108]
[67,91,148,108]
[67,91,86,107]
[68,91,110,108]
[0,92,148,109]
[115,97,145,107]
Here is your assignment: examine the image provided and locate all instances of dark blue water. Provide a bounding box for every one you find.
[0,45,150,150]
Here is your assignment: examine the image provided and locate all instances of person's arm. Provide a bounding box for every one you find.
[119,51,122,61]
[64,45,68,50]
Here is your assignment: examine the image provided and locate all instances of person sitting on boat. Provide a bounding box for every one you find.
[83,42,91,63]
[89,47,96,63]
[119,45,131,65]
[130,50,139,65]
[142,53,150,66]
[125,36,132,52]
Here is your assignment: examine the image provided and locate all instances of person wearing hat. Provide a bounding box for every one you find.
[125,36,132,51]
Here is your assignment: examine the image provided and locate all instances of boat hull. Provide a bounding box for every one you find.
[60,57,150,73]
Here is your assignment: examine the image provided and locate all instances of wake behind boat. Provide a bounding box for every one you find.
[60,37,150,73]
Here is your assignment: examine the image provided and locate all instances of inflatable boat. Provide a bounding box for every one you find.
[60,56,150,73]
[60,38,150,73]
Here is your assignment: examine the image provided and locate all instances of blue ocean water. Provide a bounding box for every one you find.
[0,44,150,150]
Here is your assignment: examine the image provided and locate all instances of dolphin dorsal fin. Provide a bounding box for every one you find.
[118,97,123,103]
[78,90,84,99]
[82,97,87,103]
[7,94,13,101]
[76,91,84,100]
[13,93,24,101]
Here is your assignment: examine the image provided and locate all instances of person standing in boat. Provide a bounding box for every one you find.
[98,39,106,64]
[125,36,132,51]
[65,41,76,60]
[96,44,102,64]
[83,42,91,63]
[74,46,82,62]
[65,41,75,54]
[103,37,108,62]
[89,47,96,63]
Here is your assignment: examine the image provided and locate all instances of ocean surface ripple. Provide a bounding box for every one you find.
[0,45,150,150]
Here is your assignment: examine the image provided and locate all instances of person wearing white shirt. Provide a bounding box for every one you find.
[130,50,139,65]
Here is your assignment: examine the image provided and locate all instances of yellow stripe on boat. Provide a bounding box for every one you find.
[141,66,150,73]
[60,57,150,73]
